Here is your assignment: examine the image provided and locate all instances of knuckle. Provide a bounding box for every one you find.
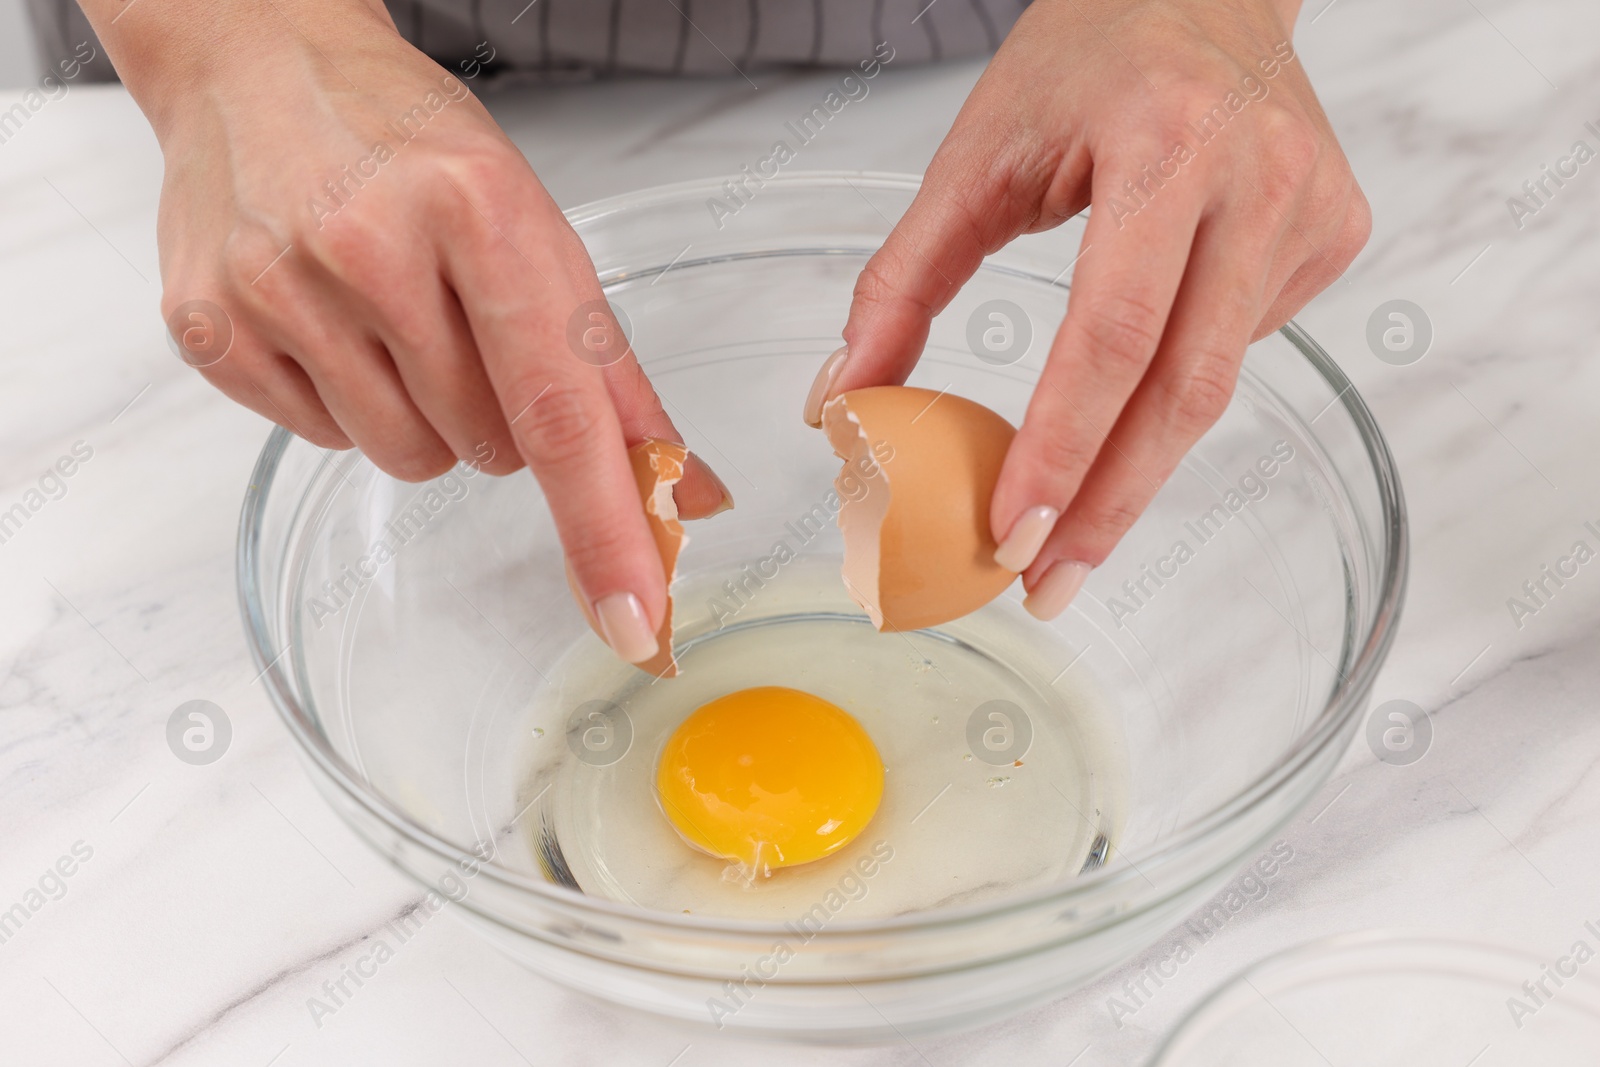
[1067,497,1148,564]
[1155,109,1195,150]
[849,256,896,308]
[445,144,523,196]
[1334,187,1374,265]
[1074,293,1165,373]
[194,350,251,392]
[377,441,457,483]
[1165,355,1239,430]
[304,208,384,273]
[303,211,415,298]
[437,147,535,231]
[158,282,203,325]
[562,520,638,580]
[1027,424,1100,483]
[1155,90,1211,147]
[201,358,352,451]
[301,425,353,451]
[1155,78,1223,133]
[192,331,272,390]
[220,223,287,294]
[1347,184,1373,237]
[195,367,254,415]
[851,253,938,319]
[935,144,1042,245]
[282,412,351,451]
[477,452,525,476]
[468,435,525,476]
[1162,71,1213,104]
[1297,178,1347,230]
[513,383,604,468]
[344,404,456,483]
[1259,114,1322,185]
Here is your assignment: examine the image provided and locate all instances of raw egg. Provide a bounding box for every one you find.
[655,686,884,875]
[822,386,1020,631]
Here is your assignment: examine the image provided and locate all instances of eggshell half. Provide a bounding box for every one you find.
[823,386,1019,631]
[567,438,687,677]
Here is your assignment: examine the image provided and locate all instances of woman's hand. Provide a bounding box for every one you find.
[809,0,1368,619]
[84,0,729,665]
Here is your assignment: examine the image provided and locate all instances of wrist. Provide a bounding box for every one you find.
[1079,0,1300,40]
[78,0,395,138]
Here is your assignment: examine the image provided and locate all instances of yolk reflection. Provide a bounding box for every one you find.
[655,686,884,875]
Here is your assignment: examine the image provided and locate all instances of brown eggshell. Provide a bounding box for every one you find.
[823,386,1018,631]
[567,438,687,677]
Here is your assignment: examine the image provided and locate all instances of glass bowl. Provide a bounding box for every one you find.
[237,173,1407,1042]
[1149,932,1600,1065]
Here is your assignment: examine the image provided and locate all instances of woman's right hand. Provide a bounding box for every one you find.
[83,0,730,665]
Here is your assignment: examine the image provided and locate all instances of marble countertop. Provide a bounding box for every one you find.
[4,0,1600,1063]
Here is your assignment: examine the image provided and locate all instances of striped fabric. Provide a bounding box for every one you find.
[26,0,1028,85]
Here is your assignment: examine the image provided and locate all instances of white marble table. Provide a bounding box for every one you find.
[4,0,1600,1062]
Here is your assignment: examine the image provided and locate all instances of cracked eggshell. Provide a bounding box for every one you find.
[568,438,687,677]
[823,386,1019,631]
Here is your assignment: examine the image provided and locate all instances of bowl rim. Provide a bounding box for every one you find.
[1147,929,1600,1064]
[237,170,1409,941]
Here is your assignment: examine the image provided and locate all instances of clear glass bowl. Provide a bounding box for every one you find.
[237,173,1407,1042]
[1149,932,1600,1065]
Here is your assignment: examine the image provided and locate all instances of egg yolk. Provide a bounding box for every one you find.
[655,687,884,874]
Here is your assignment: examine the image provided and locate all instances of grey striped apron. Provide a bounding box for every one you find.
[25,0,1027,85]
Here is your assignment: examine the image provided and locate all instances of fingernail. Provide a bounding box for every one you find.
[594,592,660,664]
[994,505,1061,572]
[803,345,849,427]
[687,452,735,517]
[1023,561,1091,621]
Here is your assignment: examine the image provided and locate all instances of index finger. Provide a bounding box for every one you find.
[437,173,668,666]
[810,141,1092,424]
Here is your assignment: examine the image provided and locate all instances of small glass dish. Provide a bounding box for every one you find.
[238,173,1407,1042]
[1149,932,1600,1065]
